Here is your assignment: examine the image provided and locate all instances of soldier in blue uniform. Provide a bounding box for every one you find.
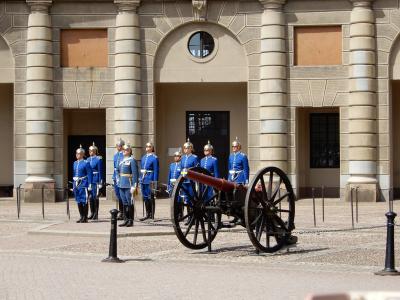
[72,145,93,223]
[87,142,103,220]
[167,149,182,195]
[228,137,249,224]
[180,139,199,225]
[139,142,159,221]
[116,142,139,227]
[113,139,125,220]
[200,140,219,202]
[228,137,249,185]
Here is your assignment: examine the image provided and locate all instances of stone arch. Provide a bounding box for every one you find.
[0,34,14,83]
[154,21,248,83]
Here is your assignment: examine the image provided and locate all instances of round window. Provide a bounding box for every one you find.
[188,31,215,58]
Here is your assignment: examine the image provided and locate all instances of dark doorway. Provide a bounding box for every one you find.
[186,111,230,179]
[68,135,106,195]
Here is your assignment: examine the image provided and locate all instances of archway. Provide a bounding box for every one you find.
[154,22,248,180]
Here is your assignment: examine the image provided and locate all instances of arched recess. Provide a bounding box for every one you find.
[153,22,248,180]
[0,35,14,194]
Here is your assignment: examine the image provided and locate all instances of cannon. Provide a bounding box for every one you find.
[171,166,296,253]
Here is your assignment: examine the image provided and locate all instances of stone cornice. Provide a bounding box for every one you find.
[26,0,52,12]
[259,0,286,9]
[114,0,140,12]
[349,0,374,8]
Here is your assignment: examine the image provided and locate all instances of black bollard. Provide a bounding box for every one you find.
[375,211,400,276]
[102,209,124,263]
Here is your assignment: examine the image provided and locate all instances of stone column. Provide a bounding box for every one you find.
[347,0,377,202]
[24,0,55,202]
[114,0,141,158]
[259,0,288,172]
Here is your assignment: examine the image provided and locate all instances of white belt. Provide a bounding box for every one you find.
[170,179,177,183]
[73,176,87,181]
[93,171,99,174]
[140,169,153,173]
[229,170,243,175]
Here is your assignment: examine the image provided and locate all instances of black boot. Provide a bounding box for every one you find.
[151,196,156,219]
[81,204,88,223]
[117,200,124,220]
[88,198,95,220]
[119,206,129,227]
[140,200,151,221]
[92,198,99,220]
[76,203,83,223]
[126,205,134,227]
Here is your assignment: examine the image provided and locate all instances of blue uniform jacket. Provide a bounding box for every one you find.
[200,156,219,178]
[228,152,249,184]
[140,153,159,184]
[73,159,93,188]
[87,155,103,184]
[180,154,200,183]
[117,156,139,189]
[167,162,182,191]
[113,151,124,181]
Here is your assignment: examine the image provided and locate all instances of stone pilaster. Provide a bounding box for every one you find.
[259,0,288,172]
[346,0,377,202]
[24,0,55,202]
[114,0,141,158]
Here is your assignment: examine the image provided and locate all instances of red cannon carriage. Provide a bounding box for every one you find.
[171,166,296,253]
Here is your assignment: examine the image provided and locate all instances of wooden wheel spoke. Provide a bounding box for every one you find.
[259,176,268,202]
[183,216,195,237]
[273,192,290,206]
[256,215,265,241]
[200,219,207,243]
[250,211,263,227]
[270,178,282,203]
[193,219,199,245]
[276,209,290,213]
[268,171,273,199]
[190,181,199,201]
[178,210,193,222]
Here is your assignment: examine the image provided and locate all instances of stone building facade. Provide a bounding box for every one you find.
[0,0,399,202]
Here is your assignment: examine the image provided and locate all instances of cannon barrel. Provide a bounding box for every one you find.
[185,169,246,193]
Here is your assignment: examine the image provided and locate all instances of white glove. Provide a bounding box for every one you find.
[130,186,136,194]
[88,184,92,191]
[98,184,103,189]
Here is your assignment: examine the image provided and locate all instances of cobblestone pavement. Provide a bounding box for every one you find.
[0,197,400,299]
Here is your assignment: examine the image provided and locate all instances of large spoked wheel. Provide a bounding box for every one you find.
[171,167,221,250]
[244,166,295,253]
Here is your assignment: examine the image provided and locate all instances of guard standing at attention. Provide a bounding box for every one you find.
[117,142,139,227]
[228,137,249,185]
[87,142,103,220]
[167,149,182,195]
[228,137,249,224]
[139,142,159,221]
[113,139,125,220]
[180,139,200,201]
[73,145,93,223]
[200,140,219,202]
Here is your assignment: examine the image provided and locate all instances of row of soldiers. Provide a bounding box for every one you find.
[71,137,249,226]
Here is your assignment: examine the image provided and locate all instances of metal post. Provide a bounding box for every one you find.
[207,211,212,252]
[375,211,400,276]
[350,187,354,229]
[355,187,359,223]
[66,188,70,220]
[41,186,45,220]
[16,185,20,219]
[102,209,124,263]
[312,187,316,227]
[322,185,325,223]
